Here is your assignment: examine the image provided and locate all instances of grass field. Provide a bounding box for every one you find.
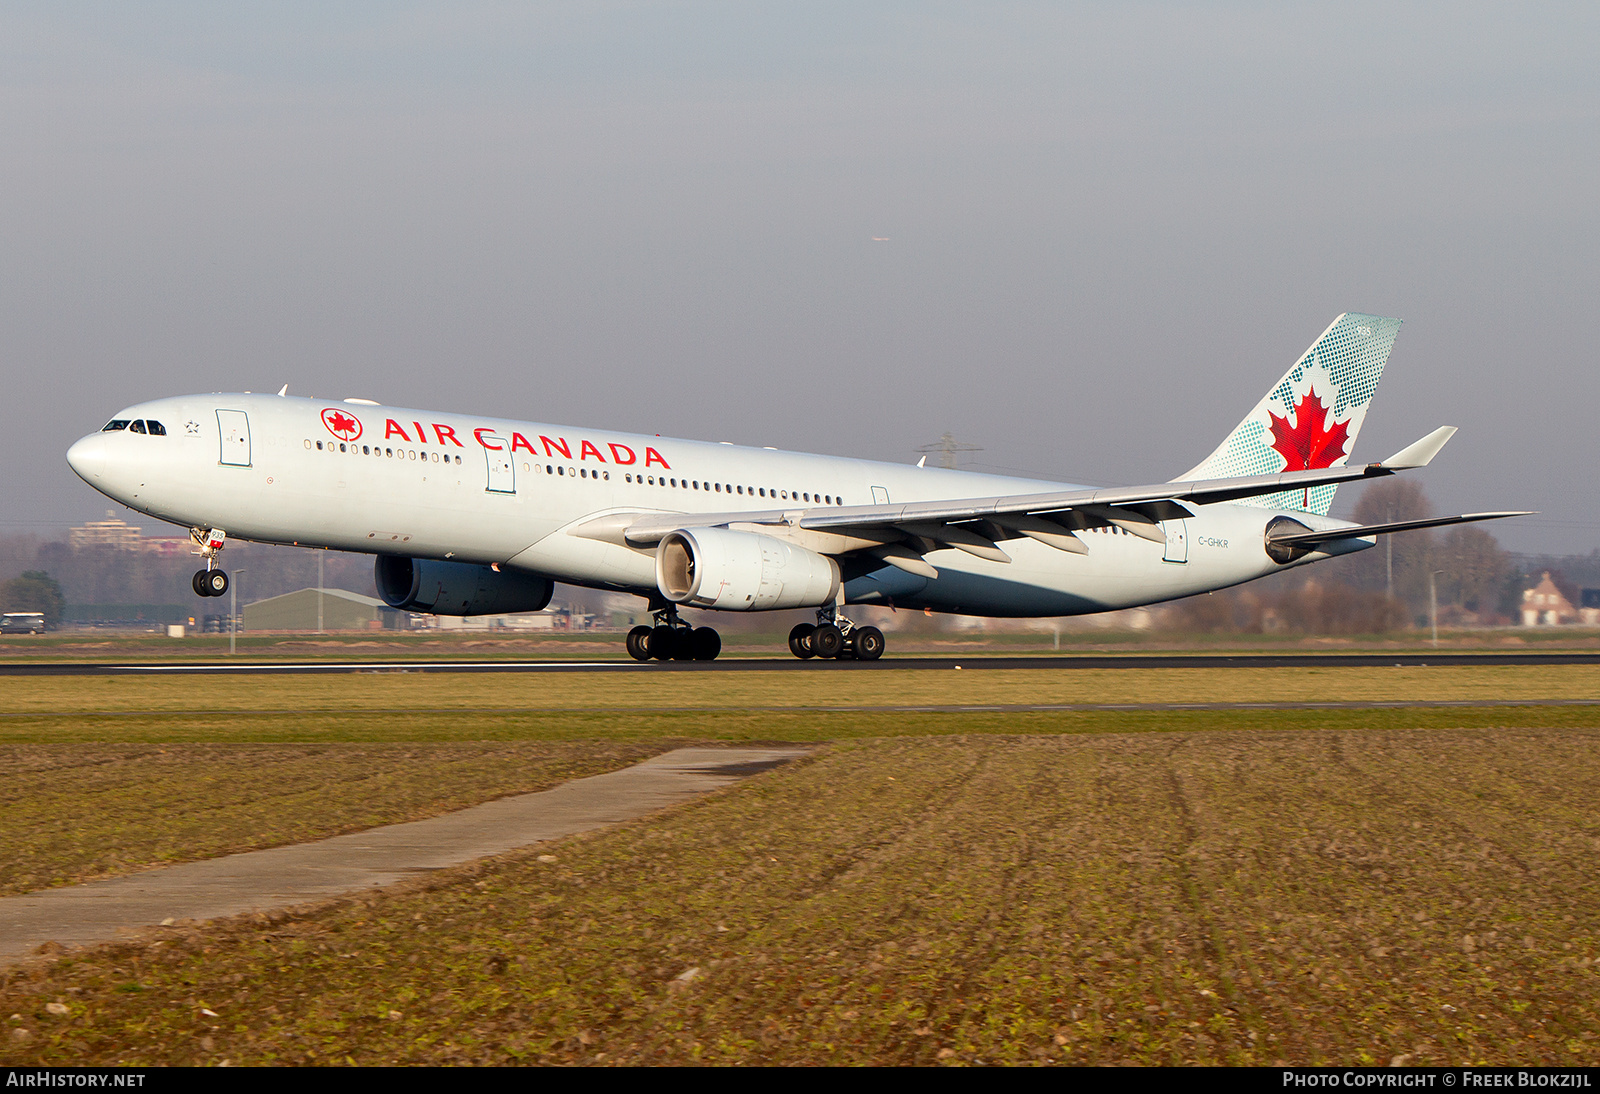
[0,742,669,898]
[1,668,1596,895]
[3,664,1597,717]
[1,666,1598,1064]
[3,729,1599,1066]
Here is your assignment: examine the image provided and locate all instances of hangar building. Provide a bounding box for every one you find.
[241,587,408,632]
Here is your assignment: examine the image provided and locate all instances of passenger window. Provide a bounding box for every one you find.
[129,420,147,434]
[146,420,166,436]
[102,420,130,432]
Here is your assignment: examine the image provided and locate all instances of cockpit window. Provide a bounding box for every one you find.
[145,420,166,436]
[102,420,130,432]
[129,420,147,434]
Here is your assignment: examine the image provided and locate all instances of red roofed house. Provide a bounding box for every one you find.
[1521,572,1576,626]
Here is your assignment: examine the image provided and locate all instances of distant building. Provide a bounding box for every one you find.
[1521,572,1578,626]
[419,607,576,631]
[242,587,408,632]
[67,513,191,557]
[69,514,143,551]
[1582,589,1600,627]
[142,537,193,557]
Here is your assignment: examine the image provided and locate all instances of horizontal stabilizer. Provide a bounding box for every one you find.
[1266,511,1532,548]
[1382,426,1457,469]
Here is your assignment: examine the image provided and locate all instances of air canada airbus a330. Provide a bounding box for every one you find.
[66,314,1523,661]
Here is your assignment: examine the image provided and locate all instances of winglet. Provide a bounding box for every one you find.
[1382,426,1456,469]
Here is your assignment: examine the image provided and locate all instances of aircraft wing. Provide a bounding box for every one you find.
[612,427,1469,571]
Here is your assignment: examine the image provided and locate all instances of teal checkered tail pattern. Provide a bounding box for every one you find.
[1177,313,1403,516]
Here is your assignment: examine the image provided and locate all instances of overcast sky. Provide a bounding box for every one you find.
[3,2,1595,553]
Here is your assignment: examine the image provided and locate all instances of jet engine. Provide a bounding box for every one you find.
[656,528,840,611]
[375,556,554,616]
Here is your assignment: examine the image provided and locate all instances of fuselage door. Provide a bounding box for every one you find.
[482,434,515,494]
[871,486,891,505]
[1161,519,1188,564]
[217,410,251,467]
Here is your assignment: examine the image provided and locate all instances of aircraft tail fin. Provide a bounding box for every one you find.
[1178,313,1403,515]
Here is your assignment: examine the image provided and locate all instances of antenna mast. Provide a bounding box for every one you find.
[915,432,983,470]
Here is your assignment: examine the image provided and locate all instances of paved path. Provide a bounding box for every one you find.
[0,746,809,964]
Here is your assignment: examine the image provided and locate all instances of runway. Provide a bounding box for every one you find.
[2,652,1598,675]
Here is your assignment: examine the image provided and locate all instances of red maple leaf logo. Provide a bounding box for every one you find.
[1268,385,1350,473]
[321,408,363,442]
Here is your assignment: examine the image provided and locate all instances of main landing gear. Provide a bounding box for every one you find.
[788,607,884,661]
[189,528,230,598]
[626,599,721,662]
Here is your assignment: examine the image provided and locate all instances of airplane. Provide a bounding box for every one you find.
[65,313,1524,661]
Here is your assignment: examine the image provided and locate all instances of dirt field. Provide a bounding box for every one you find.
[3,728,1598,1066]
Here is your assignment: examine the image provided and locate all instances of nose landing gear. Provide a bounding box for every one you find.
[189,528,231,598]
[192,569,229,597]
[627,598,721,661]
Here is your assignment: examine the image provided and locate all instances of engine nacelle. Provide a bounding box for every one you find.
[656,528,840,611]
[375,556,554,616]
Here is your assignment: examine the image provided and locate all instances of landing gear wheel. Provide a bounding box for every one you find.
[788,623,816,659]
[690,627,722,661]
[626,625,653,662]
[648,625,677,661]
[854,625,885,661]
[811,623,844,659]
[203,570,229,598]
[192,570,210,597]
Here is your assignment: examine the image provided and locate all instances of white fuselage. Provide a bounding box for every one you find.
[66,393,1368,616]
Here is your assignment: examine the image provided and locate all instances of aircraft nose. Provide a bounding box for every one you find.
[66,432,108,484]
